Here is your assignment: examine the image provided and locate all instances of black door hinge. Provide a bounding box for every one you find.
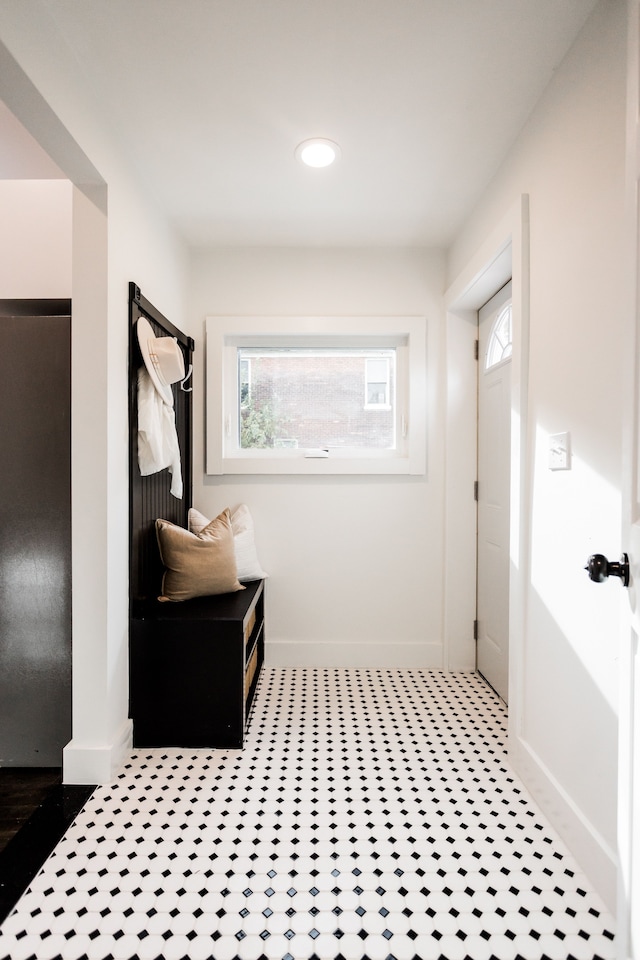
[474,340,479,361]
[473,619,478,640]
[474,480,479,501]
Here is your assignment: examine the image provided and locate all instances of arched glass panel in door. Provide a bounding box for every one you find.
[485,303,512,370]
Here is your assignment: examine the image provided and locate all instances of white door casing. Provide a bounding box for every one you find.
[443,197,529,699]
[477,282,512,703]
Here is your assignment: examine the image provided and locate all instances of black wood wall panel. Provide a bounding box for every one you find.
[128,283,194,616]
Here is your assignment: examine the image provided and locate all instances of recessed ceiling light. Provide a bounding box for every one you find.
[295,138,341,168]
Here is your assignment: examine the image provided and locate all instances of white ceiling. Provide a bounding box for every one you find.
[2,0,599,248]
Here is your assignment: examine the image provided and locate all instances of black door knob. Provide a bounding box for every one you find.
[585,553,630,587]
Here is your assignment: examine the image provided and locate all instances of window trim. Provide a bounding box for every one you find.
[205,316,427,475]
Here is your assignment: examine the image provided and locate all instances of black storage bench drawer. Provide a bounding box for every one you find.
[130,579,265,749]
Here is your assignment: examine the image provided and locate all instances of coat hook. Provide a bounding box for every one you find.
[180,363,193,392]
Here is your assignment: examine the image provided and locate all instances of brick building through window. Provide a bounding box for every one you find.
[239,349,396,450]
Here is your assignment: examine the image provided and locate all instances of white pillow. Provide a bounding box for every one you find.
[188,504,268,582]
[188,507,212,537]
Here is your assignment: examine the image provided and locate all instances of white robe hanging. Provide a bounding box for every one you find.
[137,366,183,499]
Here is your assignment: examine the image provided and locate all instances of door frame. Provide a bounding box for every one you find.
[444,195,531,739]
[0,42,124,784]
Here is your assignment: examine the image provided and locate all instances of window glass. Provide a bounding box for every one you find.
[239,357,251,404]
[365,357,391,407]
[238,347,396,450]
[485,304,512,370]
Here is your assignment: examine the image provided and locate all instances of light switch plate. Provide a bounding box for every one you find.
[549,431,571,470]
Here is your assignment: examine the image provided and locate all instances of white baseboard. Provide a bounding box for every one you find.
[63,718,133,785]
[265,640,443,669]
[509,731,617,914]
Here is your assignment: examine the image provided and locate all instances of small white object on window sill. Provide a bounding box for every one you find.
[304,449,329,458]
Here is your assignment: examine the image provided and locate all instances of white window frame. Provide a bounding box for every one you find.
[205,316,427,476]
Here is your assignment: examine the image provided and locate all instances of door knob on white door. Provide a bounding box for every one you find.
[584,553,630,587]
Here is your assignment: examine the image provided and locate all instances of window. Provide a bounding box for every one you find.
[239,356,251,404]
[206,316,426,475]
[237,347,396,451]
[365,357,391,408]
[485,303,512,370]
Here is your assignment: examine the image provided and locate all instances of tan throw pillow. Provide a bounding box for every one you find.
[155,509,245,602]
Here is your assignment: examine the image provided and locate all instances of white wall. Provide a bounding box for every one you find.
[448,0,626,910]
[0,9,190,782]
[190,247,447,666]
[0,179,71,296]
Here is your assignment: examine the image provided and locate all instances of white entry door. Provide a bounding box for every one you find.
[619,2,640,954]
[477,281,512,703]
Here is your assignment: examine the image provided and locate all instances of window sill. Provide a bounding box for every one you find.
[213,456,422,476]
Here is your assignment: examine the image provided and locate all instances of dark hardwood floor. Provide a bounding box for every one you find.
[0,769,95,924]
[0,767,62,853]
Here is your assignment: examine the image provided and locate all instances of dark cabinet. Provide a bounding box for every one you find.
[0,301,72,766]
[130,579,264,749]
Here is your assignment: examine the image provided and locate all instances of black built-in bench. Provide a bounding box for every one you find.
[129,580,264,749]
[128,283,263,750]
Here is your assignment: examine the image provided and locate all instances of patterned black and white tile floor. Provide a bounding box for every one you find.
[0,669,616,960]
